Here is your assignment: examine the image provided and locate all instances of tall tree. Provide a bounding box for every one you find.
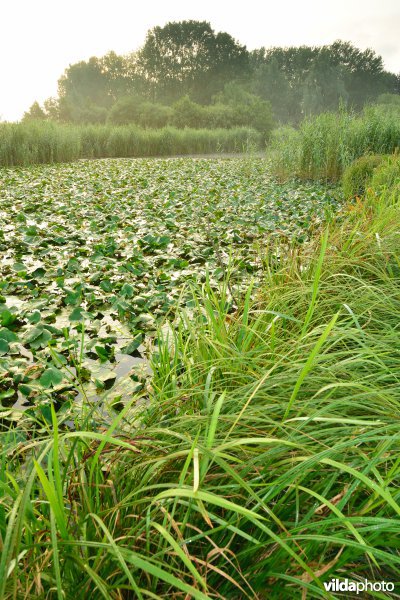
[22,101,47,121]
[301,54,348,115]
[58,57,109,108]
[251,41,395,119]
[320,41,387,107]
[251,58,294,122]
[136,21,249,103]
[56,52,137,122]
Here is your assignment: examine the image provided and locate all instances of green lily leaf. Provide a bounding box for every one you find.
[0,339,10,355]
[0,328,18,342]
[39,367,64,388]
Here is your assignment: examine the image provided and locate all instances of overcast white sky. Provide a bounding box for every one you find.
[1,0,399,121]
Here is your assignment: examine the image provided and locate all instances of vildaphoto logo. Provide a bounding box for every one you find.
[323,578,395,594]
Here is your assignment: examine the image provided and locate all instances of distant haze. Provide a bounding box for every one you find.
[1,0,399,121]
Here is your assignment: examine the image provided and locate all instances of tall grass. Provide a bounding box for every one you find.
[83,125,261,158]
[0,121,81,166]
[0,121,262,166]
[1,176,400,597]
[272,106,400,181]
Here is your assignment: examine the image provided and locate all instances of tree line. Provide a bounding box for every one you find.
[24,20,400,132]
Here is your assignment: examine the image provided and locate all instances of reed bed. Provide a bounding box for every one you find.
[0,121,261,166]
[272,107,400,181]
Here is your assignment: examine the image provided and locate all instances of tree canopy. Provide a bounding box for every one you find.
[25,22,400,127]
[136,21,249,103]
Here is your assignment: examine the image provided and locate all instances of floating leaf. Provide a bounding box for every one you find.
[94,344,113,363]
[0,339,10,355]
[39,367,64,388]
[0,157,341,411]
[121,334,143,355]
[13,263,26,272]
[27,311,41,324]
[0,328,18,342]
[120,283,134,298]
[1,310,17,327]
[69,307,84,321]
[24,327,52,349]
[23,327,44,343]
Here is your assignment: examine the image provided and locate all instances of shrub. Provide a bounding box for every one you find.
[202,103,237,129]
[370,154,400,193]
[170,96,206,128]
[75,104,108,124]
[137,102,174,128]
[108,96,143,125]
[214,83,274,140]
[169,89,274,139]
[342,154,385,198]
[232,96,274,140]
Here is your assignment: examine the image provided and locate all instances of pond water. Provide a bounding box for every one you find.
[1,295,152,413]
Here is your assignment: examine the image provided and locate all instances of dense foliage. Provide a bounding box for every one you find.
[251,41,399,120]
[136,21,249,104]
[20,21,400,127]
[107,91,274,138]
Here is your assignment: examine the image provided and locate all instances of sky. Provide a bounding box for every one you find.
[1,0,399,121]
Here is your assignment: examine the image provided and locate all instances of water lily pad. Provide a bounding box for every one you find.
[1,310,17,327]
[0,328,18,342]
[13,263,27,272]
[39,367,64,388]
[121,334,143,355]
[24,327,52,349]
[0,339,10,355]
